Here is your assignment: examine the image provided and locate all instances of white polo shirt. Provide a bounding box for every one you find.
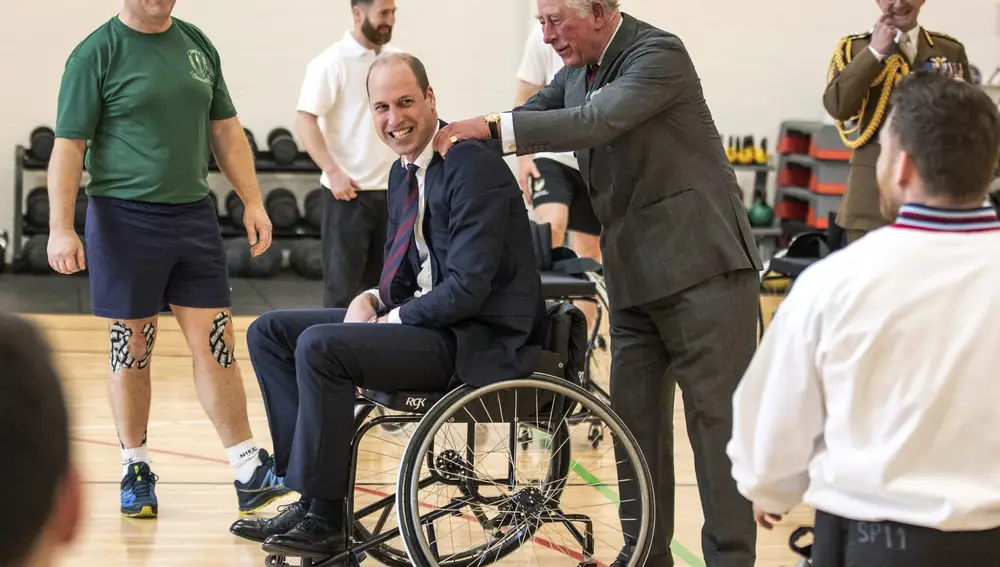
[727,203,1000,531]
[297,30,401,191]
[516,24,578,171]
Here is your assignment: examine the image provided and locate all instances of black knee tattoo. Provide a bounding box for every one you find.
[209,312,235,368]
[110,321,156,373]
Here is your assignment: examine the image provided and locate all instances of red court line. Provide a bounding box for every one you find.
[72,437,607,566]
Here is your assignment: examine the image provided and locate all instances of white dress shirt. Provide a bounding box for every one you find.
[727,203,1000,531]
[869,25,920,64]
[499,15,624,154]
[364,126,437,323]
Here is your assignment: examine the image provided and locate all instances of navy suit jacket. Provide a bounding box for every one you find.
[385,123,546,386]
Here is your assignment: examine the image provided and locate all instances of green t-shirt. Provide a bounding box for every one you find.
[55,16,237,203]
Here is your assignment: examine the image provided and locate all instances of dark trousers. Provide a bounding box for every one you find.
[321,190,388,308]
[812,510,1000,567]
[611,269,759,567]
[245,308,456,500]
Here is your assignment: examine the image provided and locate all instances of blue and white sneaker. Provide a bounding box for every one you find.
[235,448,292,514]
[121,462,158,518]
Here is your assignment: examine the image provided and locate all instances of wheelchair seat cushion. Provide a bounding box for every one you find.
[768,256,817,278]
[540,272,598,298]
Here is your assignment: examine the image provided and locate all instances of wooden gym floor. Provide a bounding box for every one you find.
[21,296,812,567]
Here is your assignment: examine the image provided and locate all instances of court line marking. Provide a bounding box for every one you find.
[70,437,608,566]
[73,417,704,566]
[570,460,705,567]
[71,417,270,431]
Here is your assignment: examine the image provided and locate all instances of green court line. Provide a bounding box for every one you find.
[569,459,706,567]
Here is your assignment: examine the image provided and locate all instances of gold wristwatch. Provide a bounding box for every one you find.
[485,113,501,139]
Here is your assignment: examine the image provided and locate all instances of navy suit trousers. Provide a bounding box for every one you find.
[246,308,456,500]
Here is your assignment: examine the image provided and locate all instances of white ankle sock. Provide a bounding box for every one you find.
[227,439,262,484]
[122,446,150,477]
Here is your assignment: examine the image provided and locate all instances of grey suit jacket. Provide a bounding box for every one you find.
[510,13,763,309]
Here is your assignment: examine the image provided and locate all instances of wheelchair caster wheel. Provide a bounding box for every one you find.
[587,424,604,449]
[264,555,288,567]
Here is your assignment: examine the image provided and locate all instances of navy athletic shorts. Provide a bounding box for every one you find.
[85,194,231,320]
[529,157,601,236]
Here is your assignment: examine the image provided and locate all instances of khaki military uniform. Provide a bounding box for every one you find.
[823,28,971,241]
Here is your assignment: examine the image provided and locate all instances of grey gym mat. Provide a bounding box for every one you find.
[245,277,325,311]
[0,274,324,316]
[0,274,87,313]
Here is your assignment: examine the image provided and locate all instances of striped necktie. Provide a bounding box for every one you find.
[587,64,599,87]
[379,162,420,309]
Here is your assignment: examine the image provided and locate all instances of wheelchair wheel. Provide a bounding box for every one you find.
[346,403,420,567]
[396,373,654,567]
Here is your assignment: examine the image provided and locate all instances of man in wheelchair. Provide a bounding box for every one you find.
[228,52,547,557]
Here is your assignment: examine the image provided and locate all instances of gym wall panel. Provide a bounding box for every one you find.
[521,0,998,204]
[0,0,532,251]
[1,1,997,251]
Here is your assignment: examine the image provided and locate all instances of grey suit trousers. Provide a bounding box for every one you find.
[611,268,758,567]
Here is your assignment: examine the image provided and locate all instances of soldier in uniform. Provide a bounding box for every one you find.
[824,0,972,243]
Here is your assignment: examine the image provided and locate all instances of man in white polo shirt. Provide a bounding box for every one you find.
[727,72,1000,566]
[295,0,401,308]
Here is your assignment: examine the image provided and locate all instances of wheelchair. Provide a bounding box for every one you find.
[529,221,611,450]
[262,301,655,567]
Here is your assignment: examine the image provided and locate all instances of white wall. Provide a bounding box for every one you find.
[1,0,998,257]
[591,0,1000,143]
[0,0,532,257]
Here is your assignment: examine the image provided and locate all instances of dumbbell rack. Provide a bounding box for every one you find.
[10,140,326,267]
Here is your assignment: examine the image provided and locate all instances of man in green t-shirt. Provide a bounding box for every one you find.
[46,0,290,520]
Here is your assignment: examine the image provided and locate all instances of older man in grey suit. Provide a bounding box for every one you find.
[436,1,763,565]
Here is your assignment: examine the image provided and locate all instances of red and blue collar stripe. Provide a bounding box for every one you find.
[892,203,1000,233]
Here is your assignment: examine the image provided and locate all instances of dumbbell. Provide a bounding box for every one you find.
[24,188,86,231]
[225,190,245,229]
[74,193,88,233]
[268,128,299,165]
[29,126,54,162]
[21,234,53,274]
[304,188,323,229]
[289,240,323,280]
[223,237,281,278]
[244,128,259,158]
[265,188,300,230]
[21,234,88,275]
[25,187,49,228]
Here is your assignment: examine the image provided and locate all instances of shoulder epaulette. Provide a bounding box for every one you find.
[925,29,963,47]
[834,31,870,62]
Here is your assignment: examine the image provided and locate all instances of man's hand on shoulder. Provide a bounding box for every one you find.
[434,117,490,156]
